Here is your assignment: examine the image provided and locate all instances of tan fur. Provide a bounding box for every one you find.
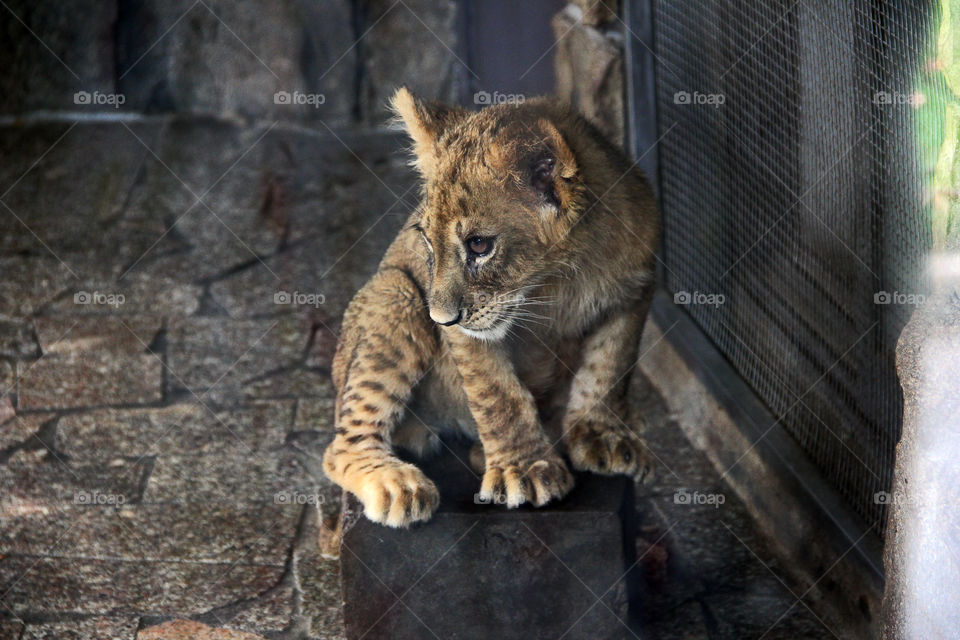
[322,88,661,527]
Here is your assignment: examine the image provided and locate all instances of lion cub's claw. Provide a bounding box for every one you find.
[356,463,440,528]
[478,456,574,508]
[566,420,654,482]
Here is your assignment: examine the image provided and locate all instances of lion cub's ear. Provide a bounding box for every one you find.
[390,87,466,178]
[528,118,579,213]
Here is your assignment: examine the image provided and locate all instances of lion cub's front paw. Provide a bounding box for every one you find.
[565,417,654,481]
[478,455,574,508]
[355,462,440,528]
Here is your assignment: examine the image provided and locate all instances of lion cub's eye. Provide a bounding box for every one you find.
[466,236,493,257]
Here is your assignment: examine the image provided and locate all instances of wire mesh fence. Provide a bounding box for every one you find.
[652,0,940,538]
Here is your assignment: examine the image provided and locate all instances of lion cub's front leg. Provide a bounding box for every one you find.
[448,332,574,508]
[322,269,440,528]
[563,303,654,479]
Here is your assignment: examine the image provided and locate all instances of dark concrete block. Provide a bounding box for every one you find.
[339,440,639,640]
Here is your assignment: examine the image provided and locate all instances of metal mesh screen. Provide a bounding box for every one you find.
[652,0,936,538]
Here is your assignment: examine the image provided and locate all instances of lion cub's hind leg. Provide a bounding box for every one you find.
[322,268,441,528]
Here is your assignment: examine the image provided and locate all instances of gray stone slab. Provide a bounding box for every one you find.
[17,352,163,410]
[0,412,54,452]
[119,125,413,288]
[360,0,459,124]
[0,556,283,617]
[0,317,39,360]
[21,616,138,640]
[0,457,150,511]
[136,619,268,639]
[115,0,355,124]
[43,273,203,317]
[205,131,416,319]
[293,394,336,436]
[216,584,295,637]
[18,317,164,409]
[298,507,346,640]
[0,1,117,115]
[704,588,834,639]
[244,366,333,403]
[55,401,294,459]
[132,125,288,275]
[142,451,314,504]
[33,317,163,355]
[0,123,164,280]
[1,359,14,409]
[0,502,298,565]
[340,440,639,640]
[0,619,24,639]
[0,256,76,317]
[165,317,310,403]
[641,599,711,640]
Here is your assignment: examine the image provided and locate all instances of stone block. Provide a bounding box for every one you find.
[0,619,24,639]
[137,619,266,640]
[55,401,294,459]
[0,359,14,409]
[0,123,165,281]
[165,317,310,403]
[0,1,117,115]
[0,502,300,565]
[293,395,336,437]
[22,616,138,640]
[339,441,639,640]
[142,451,314,504]
[17,316,164,410]
[0,457,151,510]
[0,556,282,617]
[17,351,163,410]
[0,256,75,317]
[297,503,347,639]
[116,0,355,124]
[0,411,54,452]
[360,0,459,124]
[0,317,39,359]
[204,130,415,319]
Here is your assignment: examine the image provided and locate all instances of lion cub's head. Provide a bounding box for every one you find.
[392,87,588,341]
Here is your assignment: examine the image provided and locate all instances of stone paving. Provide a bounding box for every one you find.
[0,118,838,639]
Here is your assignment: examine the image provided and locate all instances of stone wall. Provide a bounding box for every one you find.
[552,0,626,147]
[0,0,460,126]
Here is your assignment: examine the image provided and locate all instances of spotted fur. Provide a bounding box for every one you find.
[322,88,661,527]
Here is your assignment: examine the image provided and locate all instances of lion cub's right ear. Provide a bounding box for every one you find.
[390,87,466,179]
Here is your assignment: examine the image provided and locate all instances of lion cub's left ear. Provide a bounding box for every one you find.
[528,119,579,212]
[390,87,466,179]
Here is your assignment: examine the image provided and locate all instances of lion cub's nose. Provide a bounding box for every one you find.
[430,308,462,326]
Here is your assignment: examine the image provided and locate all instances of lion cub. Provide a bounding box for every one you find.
[322,87,660,527]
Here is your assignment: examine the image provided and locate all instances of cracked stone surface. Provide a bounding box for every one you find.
[21,616,139,640]
[0,118,832,639]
